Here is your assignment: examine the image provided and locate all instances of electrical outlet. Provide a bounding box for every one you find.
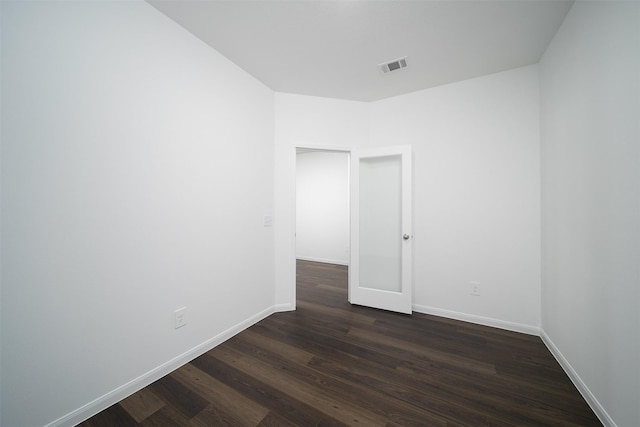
[470,282,481,296]
[174,307,187,329]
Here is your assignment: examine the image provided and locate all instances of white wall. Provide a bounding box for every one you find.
[0,1,274,426]
[372,65,541,331]
[296,151,349,265]
[539,2,640,426]
[274,95,369,309]
[275,65,541,333]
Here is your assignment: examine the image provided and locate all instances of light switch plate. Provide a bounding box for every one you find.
[174,307,187,329]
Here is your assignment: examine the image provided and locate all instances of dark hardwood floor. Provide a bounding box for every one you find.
[80,260,601,426]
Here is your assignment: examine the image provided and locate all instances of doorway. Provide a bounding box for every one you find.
[295,148,350,268]
[293,145,413,314]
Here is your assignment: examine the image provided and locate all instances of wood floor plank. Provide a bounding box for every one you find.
[146,374,209,419]
[347,326,498,376]
[226,330,450,426]
[192,352,346,426]
[189,404,256,427]
[137,401,192,427]
[170,363,269,426]
[80,260,602,427]
[81,402,138,427]
[259,314,403,370]
[210,342,391,427]
[119,388,165,423]
[305,355,474,426]
[296,299,377,326]
[255,411,300,427]
[239,328,316,365]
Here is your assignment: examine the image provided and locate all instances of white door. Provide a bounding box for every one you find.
[349,145,412,314]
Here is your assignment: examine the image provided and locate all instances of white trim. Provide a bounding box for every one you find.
[274,302,295,312]
[539,330,616,427]
[412,304,615,426]
[47,306,275,427]
[412,304,540,336]
[43,299,617,427]
[296,256,349,266]
[295,145,351,154]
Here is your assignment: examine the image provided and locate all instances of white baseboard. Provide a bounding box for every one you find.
[412,304,540,336]
[44,302,616,427]
[413,305,615,424]
[539,330,616,427]
[274,302,295,312]
[296,256,349,266]
[48,306,276,427]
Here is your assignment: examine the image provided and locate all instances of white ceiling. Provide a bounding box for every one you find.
[147,0,574,102]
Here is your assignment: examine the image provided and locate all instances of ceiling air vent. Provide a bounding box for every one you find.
[378,57,408,74]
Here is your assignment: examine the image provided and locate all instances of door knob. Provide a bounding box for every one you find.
[403,234,410,240]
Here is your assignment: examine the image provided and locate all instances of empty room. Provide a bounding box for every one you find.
[1,1,638,426]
